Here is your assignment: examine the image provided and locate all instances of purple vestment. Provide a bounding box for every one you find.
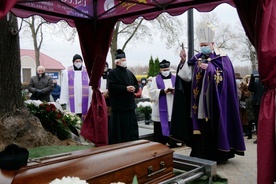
[68,66,89,119]
[188,52,245,152]
[156,74,176,136]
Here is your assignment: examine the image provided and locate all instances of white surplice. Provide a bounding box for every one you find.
[59,67,92,114]
[149,75,174,122]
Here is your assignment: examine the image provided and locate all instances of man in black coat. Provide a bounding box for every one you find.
[28,66,54,102]
[248,71,265,144]
[107,49,139,144]
[170,49,193,147]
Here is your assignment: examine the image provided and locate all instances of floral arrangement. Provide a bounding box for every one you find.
[63,110,82,129]
[137,101,152,115]
[50,176,88,184]
[25,100,81,140]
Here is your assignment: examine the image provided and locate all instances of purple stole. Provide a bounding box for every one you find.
[156,74,176,136]
[191,53,216,134]
[68,66,89,119]
[191,61,205,133]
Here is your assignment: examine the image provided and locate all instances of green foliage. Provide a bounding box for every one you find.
[154,57,160,76]
[137,101,152,115]
[25,100,81,140]
[147,56,155,77]
[28,145,92,158]
[21,90,28,101]
[147,56,160,78]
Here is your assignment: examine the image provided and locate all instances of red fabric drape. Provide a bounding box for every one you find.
[234,0,276,183]
[75,18,117,146]
[0,0,16,19]
[2,0,276,181]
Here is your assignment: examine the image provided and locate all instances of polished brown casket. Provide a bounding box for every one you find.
[0,140,174,184]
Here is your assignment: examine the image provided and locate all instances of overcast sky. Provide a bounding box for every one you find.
[19,3,250,69]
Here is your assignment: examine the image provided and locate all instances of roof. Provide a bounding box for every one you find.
[10,0,234,25]
[20,49,65,70]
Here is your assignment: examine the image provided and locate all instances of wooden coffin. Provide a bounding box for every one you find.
[0,140,175,184]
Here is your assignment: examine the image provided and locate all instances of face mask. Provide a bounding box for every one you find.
[236,79,241,84]
[120,61,127,68]
[104,66,108,72]
[161,71,170,77]
[200,46,212,55]
[147,81,152,87]
[74,62,82,69]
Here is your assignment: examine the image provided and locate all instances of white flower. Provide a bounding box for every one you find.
[63,111,82,128]
[137,101,152,108]
[24,100,42,107]
[49,176,88,184]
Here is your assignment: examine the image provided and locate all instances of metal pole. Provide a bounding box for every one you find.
[187,9,194,59]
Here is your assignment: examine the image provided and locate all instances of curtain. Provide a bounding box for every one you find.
[234,0,276,183]
[2,0,276,181]
[75,18,117,146]
[0,0,17,19]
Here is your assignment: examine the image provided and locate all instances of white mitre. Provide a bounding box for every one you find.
[196,22,215,43]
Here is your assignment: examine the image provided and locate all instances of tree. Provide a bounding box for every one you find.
[232,26,257,71]
[147,56,155,77]
[21,16,48,67]
[21,16,76,67]
[110,13,184,68]
[153,57,160,76]
[0,14,68,148]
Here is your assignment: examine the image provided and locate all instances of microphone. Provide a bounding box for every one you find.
[201,54,209,63]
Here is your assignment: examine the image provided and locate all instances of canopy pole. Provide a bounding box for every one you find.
[187,9,194,59]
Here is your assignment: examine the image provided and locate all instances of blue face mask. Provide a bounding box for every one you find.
[200,46,211,55]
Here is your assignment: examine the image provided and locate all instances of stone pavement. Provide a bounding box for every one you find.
[171,136,257,184]
[138,121,257,184]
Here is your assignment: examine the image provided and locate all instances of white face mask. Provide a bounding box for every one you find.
[120,61,127,68]
[147,81,152,87]
[104,66,108,72]
[74,62,82,69]
[161,71,170,77]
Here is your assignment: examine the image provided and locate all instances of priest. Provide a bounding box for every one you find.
[174,22,246,162]
[107,49,139,144]
[59,54,92,120]
[149,60,177,147]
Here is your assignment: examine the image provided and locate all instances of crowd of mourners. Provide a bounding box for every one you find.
[25,22,266,163]
[235,72,265,144]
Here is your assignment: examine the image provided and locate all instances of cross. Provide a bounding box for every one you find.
[214,67,223,85]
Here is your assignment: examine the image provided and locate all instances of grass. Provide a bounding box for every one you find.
[28,145,93,158]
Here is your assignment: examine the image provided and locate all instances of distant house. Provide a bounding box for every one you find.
[20,49,65,85]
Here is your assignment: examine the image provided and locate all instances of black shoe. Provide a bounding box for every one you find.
[247,135,252,139]
[168,143,182,148]
[253,139,257,144]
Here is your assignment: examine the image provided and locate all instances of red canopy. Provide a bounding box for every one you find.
[1,1,276,183]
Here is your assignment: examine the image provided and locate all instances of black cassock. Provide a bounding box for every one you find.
[107,66,139,144]
[170,61,193,147]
